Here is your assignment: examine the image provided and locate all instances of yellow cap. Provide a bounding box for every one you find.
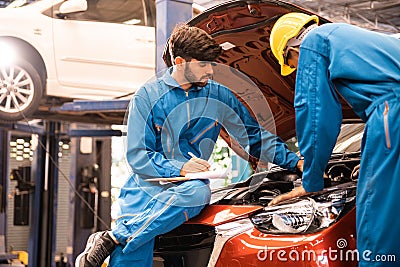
[270,13,319,76]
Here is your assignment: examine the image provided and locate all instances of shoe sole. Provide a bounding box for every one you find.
[75,232,101,267]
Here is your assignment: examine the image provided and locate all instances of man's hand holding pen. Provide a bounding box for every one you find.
[180,152,210,176]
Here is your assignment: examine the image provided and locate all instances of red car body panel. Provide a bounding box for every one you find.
[188,205,264,226]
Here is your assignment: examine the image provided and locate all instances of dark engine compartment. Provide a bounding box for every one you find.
[211,152,360,206]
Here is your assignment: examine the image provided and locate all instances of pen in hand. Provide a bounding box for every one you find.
[188,152,214,166]
[188,152,197,159]
[188,152,214,165]
[185,152,210,173]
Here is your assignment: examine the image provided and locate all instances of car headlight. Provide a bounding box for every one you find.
[250,185,356,234]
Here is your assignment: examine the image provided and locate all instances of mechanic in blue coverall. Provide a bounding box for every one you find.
[76,24,303,267]
[268,13,400,266]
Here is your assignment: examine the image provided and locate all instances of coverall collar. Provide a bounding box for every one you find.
[162,68,205,92]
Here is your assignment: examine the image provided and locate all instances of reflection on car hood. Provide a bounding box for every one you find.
[187,0,358,142]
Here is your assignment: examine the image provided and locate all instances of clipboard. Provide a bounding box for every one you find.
[146,177,191,182]
[146,169,228,182]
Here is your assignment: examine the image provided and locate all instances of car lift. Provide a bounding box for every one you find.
[0,1,193,266]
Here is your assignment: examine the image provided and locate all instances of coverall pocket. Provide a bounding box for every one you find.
[155,123,172,153]
[189,119,219,144]
[383,101,391,149]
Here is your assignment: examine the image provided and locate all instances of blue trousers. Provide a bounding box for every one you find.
[357,97,400,266]
[109,179,211,266]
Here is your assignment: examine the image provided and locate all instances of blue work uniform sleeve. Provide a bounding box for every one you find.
[126,91,184,178]
[222,91,299,171]
[295,46,342,192]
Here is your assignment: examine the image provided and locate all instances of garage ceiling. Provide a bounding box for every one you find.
[285,0,400,33]
[195,0,400,33]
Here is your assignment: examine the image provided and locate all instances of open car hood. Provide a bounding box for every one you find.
[166,0,359,167]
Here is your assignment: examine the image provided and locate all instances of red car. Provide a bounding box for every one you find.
[154,1,360,266]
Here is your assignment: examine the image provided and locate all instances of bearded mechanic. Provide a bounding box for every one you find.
[268,12,400,266]
[76,24,303,267]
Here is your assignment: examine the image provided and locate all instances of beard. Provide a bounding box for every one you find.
[184,64,212,87]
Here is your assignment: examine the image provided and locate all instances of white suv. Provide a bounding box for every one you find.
[0,0,156,121]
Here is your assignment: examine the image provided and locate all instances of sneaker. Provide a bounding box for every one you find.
[75,231,117,267]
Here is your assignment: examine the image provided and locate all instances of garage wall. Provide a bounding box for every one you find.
[6,136,71,256]
[55,143,71,255]
[7,136,32,251]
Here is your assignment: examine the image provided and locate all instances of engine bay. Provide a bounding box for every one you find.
[211,152,360,206]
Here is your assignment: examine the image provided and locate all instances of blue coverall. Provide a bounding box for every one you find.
[109,69,300,265]
[295,23,400,266]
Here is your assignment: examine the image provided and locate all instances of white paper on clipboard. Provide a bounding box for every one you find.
[146,168,228,183]
[184,169,228,179]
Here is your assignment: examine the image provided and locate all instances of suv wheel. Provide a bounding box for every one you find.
[0,59,43,122]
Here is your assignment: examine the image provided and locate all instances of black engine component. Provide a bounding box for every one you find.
[154,224,215,267]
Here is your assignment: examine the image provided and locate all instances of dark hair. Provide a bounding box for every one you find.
[163,24,222,66]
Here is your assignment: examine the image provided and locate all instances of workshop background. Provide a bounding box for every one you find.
[0,0,399,266]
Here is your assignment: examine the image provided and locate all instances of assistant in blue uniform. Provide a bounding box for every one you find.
[269,13,400,266]
[76,25,302,267]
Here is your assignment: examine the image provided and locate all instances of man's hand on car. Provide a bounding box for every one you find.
[296,159,304,172]
[351,164,360,179]
[180,157,210,176]
[268,185,307,206]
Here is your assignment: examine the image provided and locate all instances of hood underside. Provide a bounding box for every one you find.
[186,0,358,144]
